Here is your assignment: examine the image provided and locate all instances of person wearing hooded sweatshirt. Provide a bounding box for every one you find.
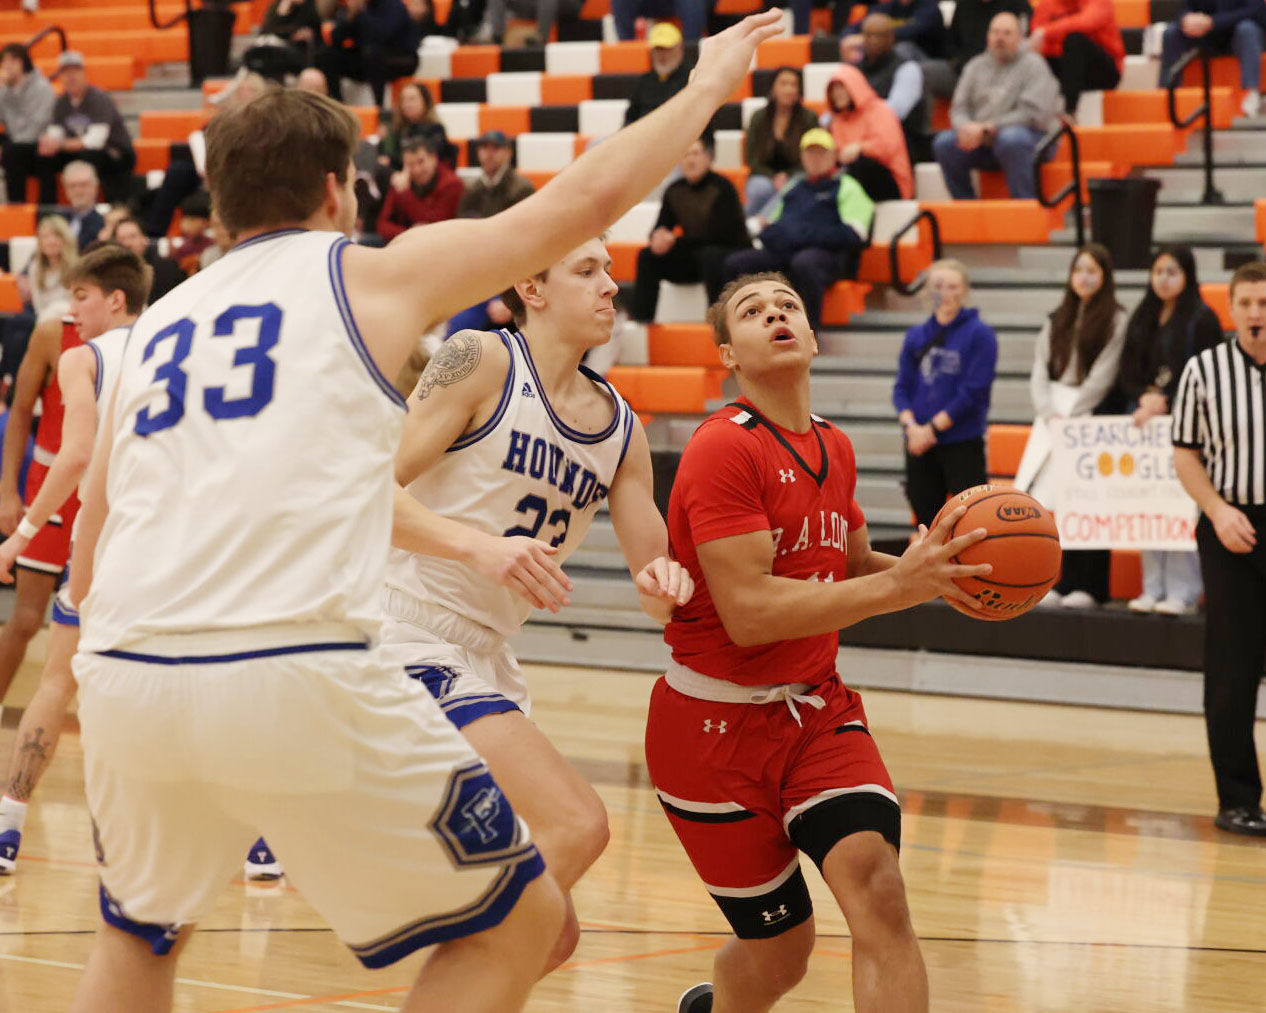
[893,259,998,529]
[722,129,874,331]
[824,64,914,202]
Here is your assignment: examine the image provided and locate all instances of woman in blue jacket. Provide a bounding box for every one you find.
[893,259,999,529]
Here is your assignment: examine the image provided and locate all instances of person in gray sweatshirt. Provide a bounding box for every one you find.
[0,44,55,205]
[932,11,1063,199]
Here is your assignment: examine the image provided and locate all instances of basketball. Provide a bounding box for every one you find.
[930,484,1062,621]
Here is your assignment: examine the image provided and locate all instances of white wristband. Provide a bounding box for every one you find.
[16,517,40,540]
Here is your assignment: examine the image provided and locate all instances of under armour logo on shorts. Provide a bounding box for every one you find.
[777,469,796,483]
[762,904,790,924]
[702,719,727,734]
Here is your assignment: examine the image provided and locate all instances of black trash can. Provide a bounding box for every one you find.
[187,2,237,85]
[1087,176,1160,269]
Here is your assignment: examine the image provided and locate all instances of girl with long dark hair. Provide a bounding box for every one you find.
[1119,245,1223,613]
[742,66,817,217]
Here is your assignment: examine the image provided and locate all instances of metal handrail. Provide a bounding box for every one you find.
[1033,119,1084,248]
[1166,47,1223,204]
[888,208,941,296]
[23,25,68,55]
[149,0,193,31]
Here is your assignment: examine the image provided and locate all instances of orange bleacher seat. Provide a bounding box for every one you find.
[606,242,641,283]
[1109,550,1143,601]
[1069,125,1180,166]
[1200,283,1231,330]
[140,109,210,142]
[0,274,22,314]
[1111,0,1149,27]
[580,0,610,16]
[918,200,1062,244]
[350,106,379,136]
[479,106,531,136]
[755,37,809,69]
[1181,53,1266,90]
[451,46,500,78]
[976,161,1119,202]
[930,97,950,132]
[541,75,593,104]
[987,424,1031,479]
[717,166,749,193]
[1256,198,1266,243]
[134,138,172,174]
[857,241,934,285]
[606,365,724,414]
[35,55,135,91]
[1102,88,1235,130]
[647,324,718,367]
[433,0,454,23]
[599,42,651,74]
[715,0,760,11]
[821,281,869,325]
[0,205,35,241]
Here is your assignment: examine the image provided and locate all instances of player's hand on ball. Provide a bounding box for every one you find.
[474,534,573,612]
[635,556,694,607]
[891,505,992,611]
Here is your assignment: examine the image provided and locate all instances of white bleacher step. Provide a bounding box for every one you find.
[516,132,577,171]
[1120,54,1158,91]
[1141,164,1266,203]
[487,71,542,108]
[435,102,480,138]
[714,129,743,170]
[608,200,659,243]
[545,41,600,76]
[578,99,629,138]
[810,373,1033,422]
[1152,203,1259,244]
[654,282,708,324]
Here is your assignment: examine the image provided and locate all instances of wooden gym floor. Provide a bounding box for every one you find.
[0,657,1262,1012]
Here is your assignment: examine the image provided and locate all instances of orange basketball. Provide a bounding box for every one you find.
[929,484,1062,621]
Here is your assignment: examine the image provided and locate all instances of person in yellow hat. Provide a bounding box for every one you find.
[722,128,875,330]
[625,21,699,123]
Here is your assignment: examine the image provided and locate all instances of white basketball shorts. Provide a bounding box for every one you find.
[73,636,544,966]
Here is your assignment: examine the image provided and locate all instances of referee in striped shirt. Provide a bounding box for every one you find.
[1171,260,1266,838]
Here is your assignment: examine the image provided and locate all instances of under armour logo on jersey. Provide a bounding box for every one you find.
[521,382,535,398]
[459,786,504,844]
[762,905,790,924]
[702,719,727,734]
[778,469,796,484]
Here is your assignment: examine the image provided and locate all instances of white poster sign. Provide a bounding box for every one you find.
[1048,415,1198,550]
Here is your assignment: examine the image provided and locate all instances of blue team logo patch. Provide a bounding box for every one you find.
[431,762,535,869]
[405,664,460,700]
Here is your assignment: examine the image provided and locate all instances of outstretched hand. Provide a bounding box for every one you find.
[690,10,784,106]
[470,534,574,612]
[888,505,992,612]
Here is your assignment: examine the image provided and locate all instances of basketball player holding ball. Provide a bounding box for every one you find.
[646,273,992,1013]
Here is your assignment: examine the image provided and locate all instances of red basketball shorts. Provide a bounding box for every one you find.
[17,460,79,576]
[644,663,900,939]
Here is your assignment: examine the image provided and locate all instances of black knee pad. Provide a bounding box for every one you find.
[711,864,814,940]
[788,792,902,871]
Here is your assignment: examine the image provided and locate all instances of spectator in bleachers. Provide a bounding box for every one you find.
[35,51,136,206]
[1030,0,1124,116]
[261,0,324,69]
[892,259,997,529]
[613,1,712,42]
[1117,245,1222,613]
[824,65,914,201]
[316,0,420,107]
[98,203,132,244]
[58,160,105,253]
[630,135,748,323]
[932,12,1061,199]
[1028,242,1127,609]
[199,208,234,271]
[375,134,464,242]
[378,83,455,173]
[0,44,55,206]
[624,23,693,124]
[723,129,874,330]
[297,67,330,94]
[841,15,932,160]
[1159,0,1265,118]
[111,217,186,303]
[948,0,1032,75]
[16,215,76,323]
[143,73,272,239]
[473,0,583,46]
[840,0,949,59]
[445,130,536,334]
[743,67,817,217]
[169,193,216,276]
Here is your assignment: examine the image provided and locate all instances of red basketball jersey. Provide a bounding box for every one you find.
[665,399,866,687]
[33,317,84,458]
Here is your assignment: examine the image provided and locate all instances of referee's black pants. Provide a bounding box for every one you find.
[1197,506,1266,811]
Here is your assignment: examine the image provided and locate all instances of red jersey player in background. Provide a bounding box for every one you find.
[648,273,991,1013]
[0,315,83,711]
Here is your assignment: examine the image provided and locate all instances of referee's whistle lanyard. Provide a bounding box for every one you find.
[747,685,827,727]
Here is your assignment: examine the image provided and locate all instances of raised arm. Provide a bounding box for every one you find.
[606,416,692,624]
[343,10,785,380]
[0,345,98,582]
[0,321,57,535]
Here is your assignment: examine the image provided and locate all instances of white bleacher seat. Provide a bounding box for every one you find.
[616,319,649,366]
[435,102,481,138]
[1075,90,1105,126]
[914,161,951,202]
[457,166,481,185]
[545,41,601,76]
[938,1,955,27]
[777,8,794,35]
[870,199,921,245]
[602,13,618,43]
[654,282,708,323]
[487,72,542,108]
[145,169,165,191]
[609,201,660,242]
[9,236,35,273]
[714,129,744,169]
[578,99,628,137]
[417,46,452,80]
[1120,54,1158,91]
[803,62,836,103]
[516,132,577,170]
[1143,22,1166,59]
[741,96,766,129]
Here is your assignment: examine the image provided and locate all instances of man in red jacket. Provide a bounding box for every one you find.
[376,133,464,242]
[1029,0,1125,115]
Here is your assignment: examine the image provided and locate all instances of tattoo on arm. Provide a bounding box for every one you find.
[8,726,50,802]
[415,331,483,403]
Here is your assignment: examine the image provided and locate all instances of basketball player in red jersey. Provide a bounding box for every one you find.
[0,315,83,707]
[647,273,991,1013]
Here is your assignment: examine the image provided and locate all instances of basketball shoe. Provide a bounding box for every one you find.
[244,838,283,880]
[678,983,713,1012]
[0,829,19,874]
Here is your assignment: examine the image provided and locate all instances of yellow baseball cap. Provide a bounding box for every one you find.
[799,127,836,151]
[648,22,683,48]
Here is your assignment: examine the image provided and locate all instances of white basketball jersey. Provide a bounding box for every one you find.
[80,229,406,652]
[385,329,635,639]
[88,324,128,410]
